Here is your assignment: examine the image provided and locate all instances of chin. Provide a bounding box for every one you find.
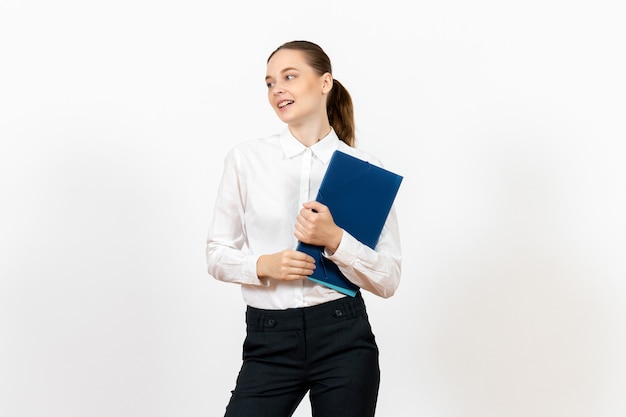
[276,113,295,125]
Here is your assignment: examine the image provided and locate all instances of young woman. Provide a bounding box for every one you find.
[206,40,402,417]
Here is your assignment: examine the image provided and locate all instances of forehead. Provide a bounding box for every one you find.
[266,49,310,74]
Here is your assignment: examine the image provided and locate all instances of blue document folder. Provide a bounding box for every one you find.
[296,150,403,296]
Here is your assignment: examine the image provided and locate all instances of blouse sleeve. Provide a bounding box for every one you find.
[205,149,268,287]
[324,203,402,298]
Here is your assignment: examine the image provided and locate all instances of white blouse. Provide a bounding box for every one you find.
[206,128,402,310]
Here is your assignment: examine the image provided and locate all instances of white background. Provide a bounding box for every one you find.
[1,1,625,416]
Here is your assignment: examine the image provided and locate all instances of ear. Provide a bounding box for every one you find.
[321,72,333,95]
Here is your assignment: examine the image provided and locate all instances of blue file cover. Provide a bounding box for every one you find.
[296,150,403,296]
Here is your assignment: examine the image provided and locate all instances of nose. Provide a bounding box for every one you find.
[272,84,284,95]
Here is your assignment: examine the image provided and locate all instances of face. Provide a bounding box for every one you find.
[265,49,332,126]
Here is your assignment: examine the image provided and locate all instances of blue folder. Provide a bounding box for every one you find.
[296,150,403,296]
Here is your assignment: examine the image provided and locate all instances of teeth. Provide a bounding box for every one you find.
[278,100,293,108]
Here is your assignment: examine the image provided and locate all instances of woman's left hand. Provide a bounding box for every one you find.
[294,201,343,254]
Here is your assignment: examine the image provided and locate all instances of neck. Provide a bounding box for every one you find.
[288,122,332,147]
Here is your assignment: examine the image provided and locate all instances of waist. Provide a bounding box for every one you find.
[240,280,349,309]
[245,292,367,332]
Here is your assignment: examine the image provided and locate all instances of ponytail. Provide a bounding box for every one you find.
[327,79,355,147]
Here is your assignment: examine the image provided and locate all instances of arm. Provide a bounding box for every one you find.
[295,201,402,298]
[206,150,316,285]
[205,150,263,286]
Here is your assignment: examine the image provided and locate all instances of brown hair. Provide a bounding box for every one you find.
[268,40,356,147]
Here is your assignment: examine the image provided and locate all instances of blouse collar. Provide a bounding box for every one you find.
[279,128,340,164]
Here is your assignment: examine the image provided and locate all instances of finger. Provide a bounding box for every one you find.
[303,201,326,212]
[294,218,306,233]
[298,260,315,270]
[297,208,315,222]
[287,258,314,271]
[291,251,316,264]
[284,272,309,281]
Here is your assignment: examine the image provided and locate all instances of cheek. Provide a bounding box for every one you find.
[267,93,279,112]
[304,81,320,95]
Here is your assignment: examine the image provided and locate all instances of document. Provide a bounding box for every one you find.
[296,150,403,296]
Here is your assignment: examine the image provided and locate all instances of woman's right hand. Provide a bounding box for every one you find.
[256,250,316,281]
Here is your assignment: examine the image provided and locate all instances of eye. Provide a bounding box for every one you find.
[266,81,275,88]
[285,74,295,81]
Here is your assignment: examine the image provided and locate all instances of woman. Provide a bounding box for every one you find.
[206,40,402,417]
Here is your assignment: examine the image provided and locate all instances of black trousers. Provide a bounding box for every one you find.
[223,293,380,417]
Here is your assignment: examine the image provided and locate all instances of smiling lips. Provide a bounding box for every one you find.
[278,100,294,108]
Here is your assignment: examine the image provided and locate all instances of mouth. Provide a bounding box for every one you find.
[278,100,294,109]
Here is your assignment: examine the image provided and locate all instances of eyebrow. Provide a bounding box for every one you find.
[265,67,299,81]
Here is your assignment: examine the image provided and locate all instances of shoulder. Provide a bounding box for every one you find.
[229,133,281,155]
[224,133,282,162]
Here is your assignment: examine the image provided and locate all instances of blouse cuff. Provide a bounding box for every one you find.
[324,231,359,267]
[244,255,271,287]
